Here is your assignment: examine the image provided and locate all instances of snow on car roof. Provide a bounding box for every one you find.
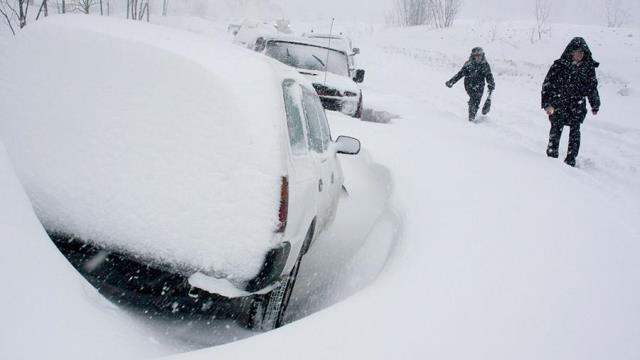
[0,15,302,282]
[0,145,171,359]
[237,27,350,55]
[304,36,352,54]
[304,33,353,51]
[265,34,349,54]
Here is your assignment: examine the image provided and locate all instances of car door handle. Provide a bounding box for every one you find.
[318,179,323,192]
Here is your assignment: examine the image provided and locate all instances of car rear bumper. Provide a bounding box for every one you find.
[50,234,253,319]
[319,95,359,117]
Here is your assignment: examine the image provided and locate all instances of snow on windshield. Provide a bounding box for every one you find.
[265,41,349,77]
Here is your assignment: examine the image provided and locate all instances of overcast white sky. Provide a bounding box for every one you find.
[163,0,639,27]
[265,0,640,25]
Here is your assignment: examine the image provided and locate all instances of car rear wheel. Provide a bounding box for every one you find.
[247,225,313,331]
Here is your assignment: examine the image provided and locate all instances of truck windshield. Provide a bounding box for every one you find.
[265,41,349,77]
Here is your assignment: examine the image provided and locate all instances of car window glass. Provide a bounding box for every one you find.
[265,41,349,77]
[282,80,307,155]
[312,92,332,146]
[301,87,326,153]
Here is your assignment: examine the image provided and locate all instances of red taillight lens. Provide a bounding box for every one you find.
[276,176,289,233]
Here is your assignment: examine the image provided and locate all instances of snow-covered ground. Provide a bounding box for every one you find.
[166,18,640,360]
[1,13,639,360]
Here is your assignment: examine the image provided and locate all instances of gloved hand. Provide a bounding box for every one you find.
[592,108,599,115]
[544,106,555,116]
[445,81,453,88]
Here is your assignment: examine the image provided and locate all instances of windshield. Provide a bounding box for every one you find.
[265,41,349,77]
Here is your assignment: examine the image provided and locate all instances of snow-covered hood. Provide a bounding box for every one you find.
[297,69,361,96]
[0,16,291,282]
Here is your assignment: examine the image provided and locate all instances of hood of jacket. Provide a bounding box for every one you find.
[560,37,600,68]
[467,47,487,64]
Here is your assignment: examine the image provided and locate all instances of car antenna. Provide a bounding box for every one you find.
[323,18,335,86]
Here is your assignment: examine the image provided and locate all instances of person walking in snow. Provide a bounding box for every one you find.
[446,47,495,122]
[542,37,600,167]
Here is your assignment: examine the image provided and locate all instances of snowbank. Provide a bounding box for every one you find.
[0,15,293,281]
[166,19,640,360]
[2,14,639,360]
[0,144,173,359]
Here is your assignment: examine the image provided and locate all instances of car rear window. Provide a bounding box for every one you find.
[282,80,308,155]
[301,87,328,153]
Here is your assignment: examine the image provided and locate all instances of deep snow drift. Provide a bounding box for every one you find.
[0,146,172,359]
[1,13,639,360]
[166,18,640,360]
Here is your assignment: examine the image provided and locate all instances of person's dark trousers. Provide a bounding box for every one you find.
[546,111,583,166]
[565,124,581,166]
[468,93,482,121]
[546,118,563,158]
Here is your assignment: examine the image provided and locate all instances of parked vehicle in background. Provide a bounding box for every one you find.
[233,24,366,118]
[303,31,361,67]
[0,16,361,331]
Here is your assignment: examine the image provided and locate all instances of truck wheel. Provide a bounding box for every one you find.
[353,94,363,119]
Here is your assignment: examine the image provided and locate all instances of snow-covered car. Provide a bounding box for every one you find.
[0,16,360,331]
[303,30,361,65]
[231,18,292,49]
[234,29,366,118]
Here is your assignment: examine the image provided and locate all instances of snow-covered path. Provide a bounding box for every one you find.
[1,16,639,360]
[171,21,640,360]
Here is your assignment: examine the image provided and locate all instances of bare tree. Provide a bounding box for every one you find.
[534,0,551,40]
[389,0,429,27]
[35,0,48,19]
[162,0,168,16]
[426,0,462,28]
[126,0,148,21]
[74,0,95,14]
[53,0,66,13]
[0,0,30,34]
[0,2,16,35]
[443,0,462,27]
[389,0,461,27]
[604,0,630,27]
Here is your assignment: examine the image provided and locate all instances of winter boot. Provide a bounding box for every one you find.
[564,157,576,167]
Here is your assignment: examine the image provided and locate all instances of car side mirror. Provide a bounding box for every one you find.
[353,69,365,83]
[351,48,360,56]
[254,37,266,52]
[335,136,361,155]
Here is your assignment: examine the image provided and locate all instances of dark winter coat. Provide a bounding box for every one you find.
[541,37,600,124]
[448,54,496,97]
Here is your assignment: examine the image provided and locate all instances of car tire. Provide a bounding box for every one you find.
[353,93,363,119]
[247,225,313,331]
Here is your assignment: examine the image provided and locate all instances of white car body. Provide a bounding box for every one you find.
[0,16,359,307]
[303,32,359,67]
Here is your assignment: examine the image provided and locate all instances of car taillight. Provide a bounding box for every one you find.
[276,176,289,233]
